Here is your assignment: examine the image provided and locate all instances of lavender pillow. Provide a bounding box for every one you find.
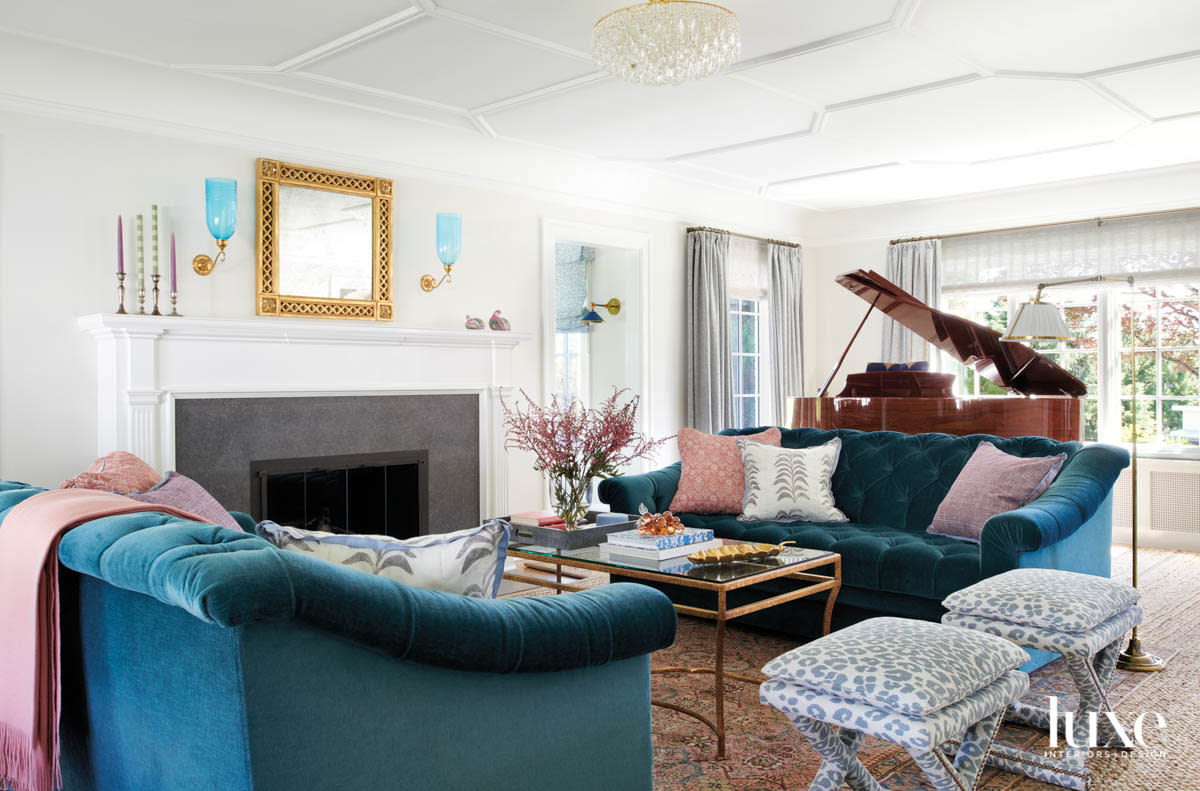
[128,471,242,532]
[928,442,1067,543]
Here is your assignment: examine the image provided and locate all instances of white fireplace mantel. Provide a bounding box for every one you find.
[79,313,533,518]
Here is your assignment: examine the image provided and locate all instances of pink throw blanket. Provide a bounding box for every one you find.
[0,489,207,791]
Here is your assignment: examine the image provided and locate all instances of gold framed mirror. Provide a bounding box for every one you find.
[256,158,393,321]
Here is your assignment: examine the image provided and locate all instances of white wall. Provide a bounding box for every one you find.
[0,110,710,511]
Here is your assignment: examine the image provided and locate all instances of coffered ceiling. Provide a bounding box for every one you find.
[5,0,1200,211]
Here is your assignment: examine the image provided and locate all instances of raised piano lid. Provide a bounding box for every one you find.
[836,269,1086,397]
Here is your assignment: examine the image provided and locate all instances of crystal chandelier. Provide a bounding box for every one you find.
[592,0,741,86]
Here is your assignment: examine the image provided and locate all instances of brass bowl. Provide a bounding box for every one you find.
[687,541,794,565]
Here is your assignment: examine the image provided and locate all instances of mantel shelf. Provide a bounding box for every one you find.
[78,313,532,349]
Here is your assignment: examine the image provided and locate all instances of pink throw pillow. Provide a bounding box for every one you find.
[127,471,242,532]
[668,427,782,514]
[60,451,162,495]
[928,441,1067,543]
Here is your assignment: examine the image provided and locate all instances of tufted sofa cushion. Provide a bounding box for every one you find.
[680,513,982,599]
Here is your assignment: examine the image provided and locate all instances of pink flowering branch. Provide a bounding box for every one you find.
[501,389,672,528]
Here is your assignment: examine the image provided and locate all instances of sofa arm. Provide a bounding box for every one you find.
[980,443,1129,575]
[598,462,682,514]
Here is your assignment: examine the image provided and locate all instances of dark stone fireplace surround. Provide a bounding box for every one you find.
[174,393,481,534]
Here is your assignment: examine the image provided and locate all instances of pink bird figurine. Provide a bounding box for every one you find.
[464,314,484,330]
[488,310,511,331]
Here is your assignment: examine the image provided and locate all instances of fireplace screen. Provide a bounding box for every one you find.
[251,450,428,538]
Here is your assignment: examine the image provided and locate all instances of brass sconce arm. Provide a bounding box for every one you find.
[193,239,228,276]
[420,264,454,292]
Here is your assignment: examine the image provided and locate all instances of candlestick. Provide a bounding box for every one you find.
[116,272,127,314]
[117,215,124,275]
[151,273,162,316]
[169,290,181,317]
[136,214,145,312]
[151,204,159,276]
[170,233,177,292]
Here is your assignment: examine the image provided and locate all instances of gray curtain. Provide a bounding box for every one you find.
[882,239,941,363]
[687,230,733,432]
[768,243,803,424]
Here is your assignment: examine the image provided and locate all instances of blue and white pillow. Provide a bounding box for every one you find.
[256,519,510,598]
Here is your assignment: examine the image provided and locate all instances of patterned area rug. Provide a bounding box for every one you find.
[650,546,1189,791]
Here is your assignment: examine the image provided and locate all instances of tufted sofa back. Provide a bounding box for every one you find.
[720,428,1081,533]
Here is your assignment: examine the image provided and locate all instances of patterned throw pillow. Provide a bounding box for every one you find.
[127,471,242,532]
[943,568,1140,633]
[761,617,1030,716]
[667,427,781,514]
[60,451,162,495]
[737,438,847,523]
[256,519,510,598]
[928,441,1067,543]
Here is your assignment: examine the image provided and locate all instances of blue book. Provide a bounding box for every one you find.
[603,527,715,551]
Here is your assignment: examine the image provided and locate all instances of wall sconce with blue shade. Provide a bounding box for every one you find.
[420,213,462,292]
[580,297,621,324]
[192,177,237,275]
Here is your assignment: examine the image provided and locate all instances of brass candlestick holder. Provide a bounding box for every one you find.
[151,274,162,316]
[169,290,181,317]
[137,283,146,314]
[116,272,127,314]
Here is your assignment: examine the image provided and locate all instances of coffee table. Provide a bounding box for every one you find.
[504,539,841,760]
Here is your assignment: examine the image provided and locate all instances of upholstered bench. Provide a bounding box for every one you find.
[760,618,1030,791]
[942,568,1143,790]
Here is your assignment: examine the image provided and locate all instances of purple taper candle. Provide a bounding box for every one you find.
[170,232,177,291]
[117,215,124,274]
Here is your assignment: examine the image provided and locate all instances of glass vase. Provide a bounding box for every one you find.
[548,474,591,530]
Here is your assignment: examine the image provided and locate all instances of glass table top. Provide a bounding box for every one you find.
[508,539,837,584]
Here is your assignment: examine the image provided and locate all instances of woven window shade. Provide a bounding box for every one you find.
[942,210,1200,292]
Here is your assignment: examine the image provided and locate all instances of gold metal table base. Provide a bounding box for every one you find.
[504,549,842,761]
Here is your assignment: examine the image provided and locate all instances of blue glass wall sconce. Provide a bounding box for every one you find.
[192,177,237,275]
[420,213,462,292]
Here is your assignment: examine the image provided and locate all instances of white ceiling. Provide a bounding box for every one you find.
[5,0,1200,211]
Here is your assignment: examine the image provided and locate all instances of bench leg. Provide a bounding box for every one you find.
[779,713,886,791]
[909,709,1002,791]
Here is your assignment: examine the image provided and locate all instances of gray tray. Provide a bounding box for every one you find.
[506,511,637,549]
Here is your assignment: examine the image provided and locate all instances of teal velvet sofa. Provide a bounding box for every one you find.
[599,427,1128,667]
[0,482,677,791]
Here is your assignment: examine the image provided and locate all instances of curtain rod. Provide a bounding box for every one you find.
[888,204,1200,246]
[687,225,801,248]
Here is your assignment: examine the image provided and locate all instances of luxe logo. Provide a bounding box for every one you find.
[1047,696,1166,749]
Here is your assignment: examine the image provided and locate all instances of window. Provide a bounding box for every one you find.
[726,234,773,429]
[942,282,1199,453]
[1121,284,1199,446]
[729,298,766,428]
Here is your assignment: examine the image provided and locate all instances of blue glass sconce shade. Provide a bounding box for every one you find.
[204,178,238,241]
[436,213,462,266]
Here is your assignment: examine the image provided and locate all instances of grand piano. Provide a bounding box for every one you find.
[792,269,1085,442]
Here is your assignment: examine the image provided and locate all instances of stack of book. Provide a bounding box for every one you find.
[509,511,568,529]
[602,527,722,561]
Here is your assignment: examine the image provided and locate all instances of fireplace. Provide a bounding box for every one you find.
[251,450,429,538]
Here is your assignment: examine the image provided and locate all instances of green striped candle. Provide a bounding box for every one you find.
[151,204,159,275]
[136,214,144,284]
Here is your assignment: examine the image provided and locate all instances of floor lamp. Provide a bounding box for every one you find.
[1002,274,1166,672]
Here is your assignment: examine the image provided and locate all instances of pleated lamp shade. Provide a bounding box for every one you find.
[1001,301,1072,341]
